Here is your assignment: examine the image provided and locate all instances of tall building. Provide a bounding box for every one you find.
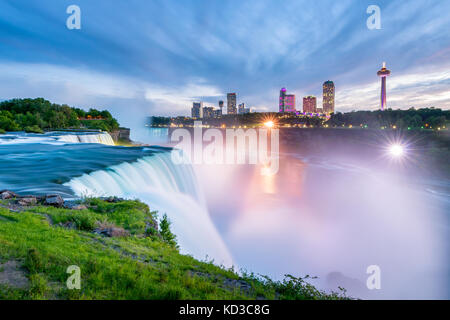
[377,62,391,111]
[227,93,237,115]
[202,106,214,119]
[303,96,317,114]
[322,80,335,114]
[238,103,245,114]
[279,88,287,112]
[191,102,203,118]
[279,88,296,112]
[213,109,222,118]
[238,103,250,114]
[218,100,224,116]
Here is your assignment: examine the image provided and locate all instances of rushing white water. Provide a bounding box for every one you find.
[0,131,115,146]
[64,151,233,267]
[57,132,115,145]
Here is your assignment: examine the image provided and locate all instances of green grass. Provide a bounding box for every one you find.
[0,199,349,300]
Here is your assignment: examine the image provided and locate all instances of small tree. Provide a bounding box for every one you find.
[160,214,178,249]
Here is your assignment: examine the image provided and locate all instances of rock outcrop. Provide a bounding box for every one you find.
[44,194,64,207]
[0,190,18,200]
[94,227,130,238]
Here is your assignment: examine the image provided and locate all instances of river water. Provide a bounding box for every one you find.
[0,129,448,299]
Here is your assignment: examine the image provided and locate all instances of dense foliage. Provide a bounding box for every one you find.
[0,98,119,133]
[326,108,449,129]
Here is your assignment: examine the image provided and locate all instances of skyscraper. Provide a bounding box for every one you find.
[322,80,335,114]
[191,102,203,118]
[377,62,391,111]
[202,106,214,118]
[279,88,287,112]
[238,103,245,114]
[227,93,237,115]
[279,88,296,112]
[218,100,224,116]
[303,96,317,113]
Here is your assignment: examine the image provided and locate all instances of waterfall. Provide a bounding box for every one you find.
[0,132,116,146]
[64,151,233,267]
[57,132,115,146]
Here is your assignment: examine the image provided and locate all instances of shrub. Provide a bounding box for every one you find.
[24,125,44,134]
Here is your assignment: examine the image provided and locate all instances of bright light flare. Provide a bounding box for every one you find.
[264,121,274,128]
[389,144,405,157]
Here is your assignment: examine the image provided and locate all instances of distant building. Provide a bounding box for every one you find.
[303,96,317,113]
[218,100,224,116]
[238,103,246,114]
[377,62,391,111]
[322,80,335,114]
[213,109,222,118]
[316,107,323,114]
[202,106,214,119]
[191,102,203,118]
[279,88,296,112]
[227,93,237,115]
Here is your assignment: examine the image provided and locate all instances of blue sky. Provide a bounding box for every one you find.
[0,0,449,127]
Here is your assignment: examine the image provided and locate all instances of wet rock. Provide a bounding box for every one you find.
[17,196,37,206]
[94,227,130,238]
[44,194,64,207]
[0,190,17,200]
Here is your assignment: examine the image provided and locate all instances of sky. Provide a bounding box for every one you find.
[0,0,449,128]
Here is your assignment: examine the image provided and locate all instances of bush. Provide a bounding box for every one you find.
[24,125,44,134]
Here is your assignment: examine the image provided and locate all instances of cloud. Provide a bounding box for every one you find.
[0,0,449,120]
[337,63,450,111]
[0,61,224,119]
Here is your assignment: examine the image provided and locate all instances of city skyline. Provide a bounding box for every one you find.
[0,0,449,129]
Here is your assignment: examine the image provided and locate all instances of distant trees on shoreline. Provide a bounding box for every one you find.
[149,108,449,130]
[0,98,119,133]
[326,108,449,130]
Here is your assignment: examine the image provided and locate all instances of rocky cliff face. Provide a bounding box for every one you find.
[110,127,131,143]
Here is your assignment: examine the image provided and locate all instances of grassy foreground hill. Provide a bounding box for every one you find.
[0,196,348,300]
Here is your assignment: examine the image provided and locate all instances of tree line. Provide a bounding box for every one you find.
[0,98,119,133]
[326,108,449,129]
